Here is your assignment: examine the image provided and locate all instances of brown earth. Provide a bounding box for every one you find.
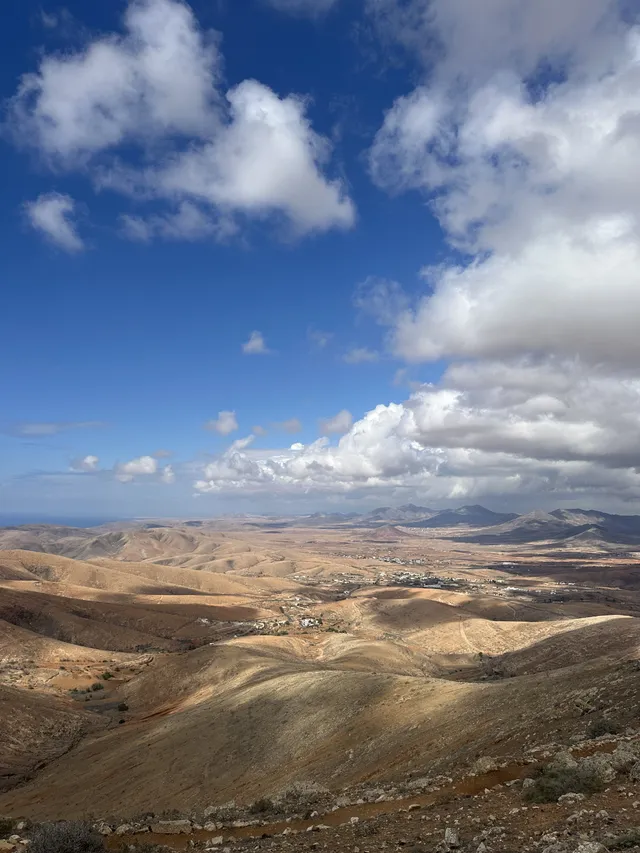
[0,521,639,822]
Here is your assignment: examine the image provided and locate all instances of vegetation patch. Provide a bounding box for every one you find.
[29,822,104,853]
[523,764,606,803]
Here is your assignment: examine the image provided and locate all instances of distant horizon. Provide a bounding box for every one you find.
[5,503,640,529]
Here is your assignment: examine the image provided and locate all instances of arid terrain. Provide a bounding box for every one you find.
[1,507,640,852]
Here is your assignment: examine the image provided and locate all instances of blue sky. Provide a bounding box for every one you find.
[4,0,640,518]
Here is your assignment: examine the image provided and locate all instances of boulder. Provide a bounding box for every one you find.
[558,793,586,804]
[444,828,460,848]
[550,752,578,772]
[578,754,616,784]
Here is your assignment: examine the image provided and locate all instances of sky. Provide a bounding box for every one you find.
[3,0,640,519]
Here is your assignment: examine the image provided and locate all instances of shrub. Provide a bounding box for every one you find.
[101,672,114,680]
[609,828,640,849]
[0,818,15,838]
[90,683,104,692]
[587,718,621,739]
[29,822,104,853]
[248,797,274,815]
[523,763,605,803]
[117,702,129,712]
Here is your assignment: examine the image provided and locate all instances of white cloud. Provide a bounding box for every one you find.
[252,425,268,436]
[367,1,640,370]
[116,454,158,482]
[205,411,239,436]
[343,347,379,364]
[242,331,269,355]
[161,464,175,484]
[70,455,100,473]
[193,358,640,504]
[320,409,353,435]
[25,193,84,252]
[274,418,303,434]
[11,0,221,162]
[10,0,354,240]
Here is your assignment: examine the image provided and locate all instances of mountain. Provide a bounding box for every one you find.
[361,505,436,524]
[405,505,518,529]
[457,508,640,545]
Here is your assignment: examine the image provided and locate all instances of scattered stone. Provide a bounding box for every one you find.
[574,844,607,853]
[95,823,113,836]
[206,836,224,847]
[444,828,460,848]
[115,825,133,835]
[558,794,586,805]
[629,761,640,782]
[408,804,421,811]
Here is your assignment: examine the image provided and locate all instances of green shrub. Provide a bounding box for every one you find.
[587,718,621,739]
[609,828,640,849]
[29,822,104,853]
[117,702,129,712]
[101,672,114,680]
[90,683,104,692]
[248,797,274,815]
[523,764,605,803]
[0,818,15,838]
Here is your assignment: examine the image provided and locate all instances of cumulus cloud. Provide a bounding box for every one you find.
[25,193,84,252]
[343,347,379,364]
[205,411,239,436]
[116,454,158,482]
[10,0,354,240]
[193,358,640,503]
[320,409,353,435]
[367,0,640,369]
[160,464,175,484]
[242,331,269,355]
[191,0,640,509]
[70,455,100,473]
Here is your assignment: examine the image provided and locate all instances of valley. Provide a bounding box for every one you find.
[0,507,639,846]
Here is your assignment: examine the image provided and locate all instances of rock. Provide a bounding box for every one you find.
[95,824,113,836]
[579,754,616,784]
[350,817,359,825]
[0,843,15,852]
[550,752,578,772]
[150,820,192,835]
[611,745,638,772]
[203,807,217,819]
[522,778,536,790]
[472,757,499,775]
[574,844,607,853]
[115,825,133,835]
[316,825,331,830]
[444,828,460,848]
[595,810,610,820]
[558,794,586,804]
[206,837,224,847]
[14,826,26,834]
[203,823,218,832]
[629,761,640,782]
[408,804,421,811]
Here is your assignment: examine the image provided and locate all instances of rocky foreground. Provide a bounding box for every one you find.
[5,734,640,853]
